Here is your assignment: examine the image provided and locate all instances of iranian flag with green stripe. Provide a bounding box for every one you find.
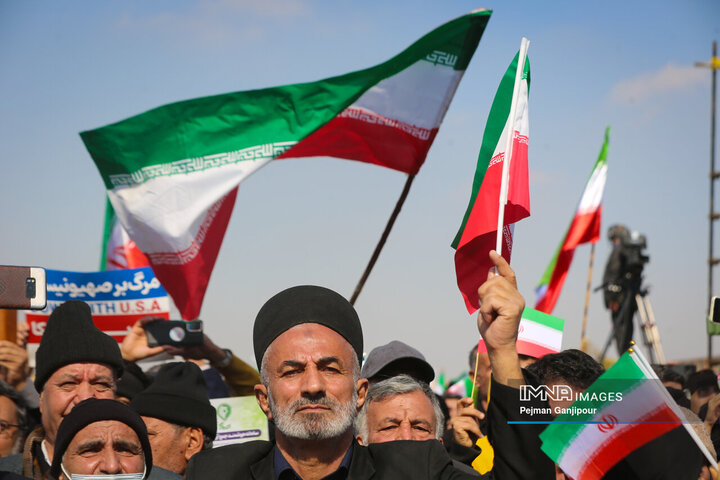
[535,127,609,313]
[452,45,530,313]
[539,350,702,479]
[80,10,491,319]
[477,307,563,358]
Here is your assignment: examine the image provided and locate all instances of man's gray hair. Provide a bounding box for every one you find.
[355,374,444,443]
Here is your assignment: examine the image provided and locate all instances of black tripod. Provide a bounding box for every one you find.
[599,273,665,364]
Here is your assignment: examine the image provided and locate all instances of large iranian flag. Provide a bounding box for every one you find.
[81,10,491,320]
[535,127,609,313]
[539,349,716,479]
[452,42,530,313]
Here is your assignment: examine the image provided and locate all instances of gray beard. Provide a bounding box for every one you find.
[268,389,357,440]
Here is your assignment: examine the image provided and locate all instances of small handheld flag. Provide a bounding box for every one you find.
[452,39,531,313]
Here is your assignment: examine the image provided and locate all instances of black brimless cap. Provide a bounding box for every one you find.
[253,285,363,369]
[130,361,217,438]
[50,398,152,479]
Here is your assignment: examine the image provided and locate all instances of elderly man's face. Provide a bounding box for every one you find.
[0,395,20,457]
[61,420,144,477]
[40,363,115,446]
[361,390,436,444]
[143,416,202,475]
[255,323,368,440]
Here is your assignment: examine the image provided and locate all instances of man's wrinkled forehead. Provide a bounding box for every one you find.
[265,323,356,367]
[70,420,141,449]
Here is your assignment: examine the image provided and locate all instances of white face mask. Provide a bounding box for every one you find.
[70,475,144,480]
[62,463,146,480]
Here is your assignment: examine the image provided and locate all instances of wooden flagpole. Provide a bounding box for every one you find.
[350,174,415,305]
[580,243,596,352]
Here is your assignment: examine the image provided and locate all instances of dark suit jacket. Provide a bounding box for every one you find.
[186,439,482,480]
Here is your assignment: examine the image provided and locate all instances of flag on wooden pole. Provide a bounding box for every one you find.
[535,127,609,314]
[452,39,531,313]
[81,10,492,319]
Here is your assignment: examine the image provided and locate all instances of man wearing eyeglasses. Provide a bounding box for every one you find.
[0,381,26,458]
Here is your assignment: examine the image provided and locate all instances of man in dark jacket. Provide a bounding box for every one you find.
[186,285,479,480]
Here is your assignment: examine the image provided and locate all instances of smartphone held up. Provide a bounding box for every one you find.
[143,319,204,347]
[0,265,47,310]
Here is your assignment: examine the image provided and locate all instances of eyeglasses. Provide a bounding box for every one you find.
[0,421,20,435]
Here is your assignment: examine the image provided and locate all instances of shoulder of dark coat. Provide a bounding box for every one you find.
[147,466,184,480]
[186,440,274,479]
[0,454,22,474]
[365,440,481,479]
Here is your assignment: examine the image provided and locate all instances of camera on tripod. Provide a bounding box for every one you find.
[600,224,664,362]
[619,230,649,276]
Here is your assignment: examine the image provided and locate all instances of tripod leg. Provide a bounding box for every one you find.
[635,294,655,363]
[642,295,665,364]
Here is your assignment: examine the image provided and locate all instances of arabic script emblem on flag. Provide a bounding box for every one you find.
[597,414,618,433]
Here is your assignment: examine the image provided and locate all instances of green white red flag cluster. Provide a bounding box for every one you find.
[81,10,491,319]
[452,43,531,313]
[535,127,609,313]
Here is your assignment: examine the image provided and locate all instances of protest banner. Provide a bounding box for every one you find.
[25,267,170,352]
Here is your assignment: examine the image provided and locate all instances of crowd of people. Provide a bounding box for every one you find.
[0,251,717,479]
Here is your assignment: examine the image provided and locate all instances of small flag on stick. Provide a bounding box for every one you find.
[452,38,531,313]
[539,347,717,479]
[476,308,564,358]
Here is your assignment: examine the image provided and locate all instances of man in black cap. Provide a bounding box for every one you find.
[186,285,481,479]
[130,362,216,477]
[50,398,151,479]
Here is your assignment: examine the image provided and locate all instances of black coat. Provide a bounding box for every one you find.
[186,439,481,480]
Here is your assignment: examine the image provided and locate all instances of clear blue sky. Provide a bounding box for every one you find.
[1,0,719,377]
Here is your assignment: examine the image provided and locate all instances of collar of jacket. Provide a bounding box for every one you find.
[250,440,375,480]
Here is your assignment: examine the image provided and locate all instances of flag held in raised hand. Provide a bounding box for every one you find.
[452,39,531,313]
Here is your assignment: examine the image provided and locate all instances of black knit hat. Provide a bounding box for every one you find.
[50,398,152,479]
[130,362,217,438]
[34,300,123,392]
[116,360,152,401]
[253,285,363,369]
